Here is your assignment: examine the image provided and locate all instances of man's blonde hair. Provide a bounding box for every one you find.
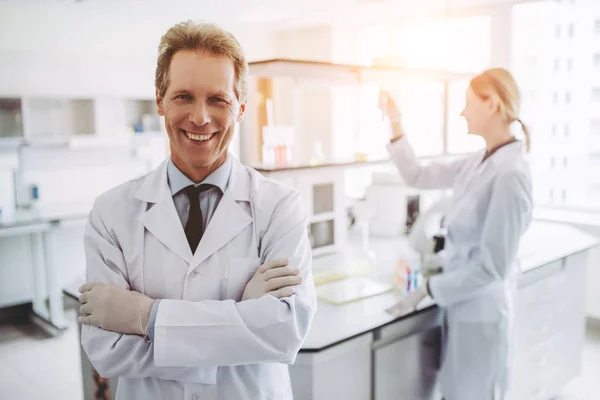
[155,21,248,102]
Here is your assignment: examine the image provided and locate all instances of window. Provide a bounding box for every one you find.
[529,90,539,101]
[354,16,491,159]
[591,119,600,134]
[589,185,600,201]
[526,56,537,68]
[513,2,598,210]
[590,153,600,166]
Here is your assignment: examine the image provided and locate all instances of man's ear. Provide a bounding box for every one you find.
[156,89,164,116]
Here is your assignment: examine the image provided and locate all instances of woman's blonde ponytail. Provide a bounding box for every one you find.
[518,119,531,152]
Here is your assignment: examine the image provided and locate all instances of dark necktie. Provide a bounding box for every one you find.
[184,184,213,254]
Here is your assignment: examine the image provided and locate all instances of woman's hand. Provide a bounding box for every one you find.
[378,90,402,123]
[379,90,404,141]
[385,285,428,317]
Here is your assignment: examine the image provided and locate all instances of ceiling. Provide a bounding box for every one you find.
[0,0,540,29]
[0,0,540,55]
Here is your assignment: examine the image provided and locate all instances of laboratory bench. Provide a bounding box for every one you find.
[63,220,598,400]
[289,220,599,400]
[0,203,90,331]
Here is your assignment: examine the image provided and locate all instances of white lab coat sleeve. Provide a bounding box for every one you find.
[386,137,468,189]
[153,191,318,367]
[428,171,532,307]
[80,203,217,383]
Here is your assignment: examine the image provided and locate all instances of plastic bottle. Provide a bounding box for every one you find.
[394,260,408,297]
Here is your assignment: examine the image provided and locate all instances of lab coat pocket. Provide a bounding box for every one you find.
[225,257,262,302]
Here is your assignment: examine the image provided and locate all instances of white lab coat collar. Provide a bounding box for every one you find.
[134,157,252,267]
[482,140,524,167]
[466,141,524,185]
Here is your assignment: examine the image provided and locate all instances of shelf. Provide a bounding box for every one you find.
[312,244,338,258]
[248,58,472,84]
[253,158,390,173]
[310,212,335,224]
[25,98,95,137]
[0,98,24,140]
[313,182,334,214]
[124,99,160,133]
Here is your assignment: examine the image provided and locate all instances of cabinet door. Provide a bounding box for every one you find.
[510,252,589,400]
[559,251,588,379]
[374,327,441,400]
[290,334,372,400]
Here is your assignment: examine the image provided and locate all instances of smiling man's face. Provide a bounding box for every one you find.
[157,49,245,182]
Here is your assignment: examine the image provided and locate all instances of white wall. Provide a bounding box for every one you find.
[0,3,279,308]
[0,4,277,98]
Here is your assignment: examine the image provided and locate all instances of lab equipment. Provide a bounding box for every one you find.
[407,197,451,278]
[348,200,376,275]
[310,141,326,165]
[365,171,421,237]
[261,98,295,165]
[316,276,392,305]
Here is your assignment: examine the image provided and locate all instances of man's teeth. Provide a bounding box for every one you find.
[185,131,213,141]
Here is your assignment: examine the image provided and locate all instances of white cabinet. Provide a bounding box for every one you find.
[373,329,441,400]
[256,165,347,256]
[0,98,23,141]
[372,307,442,400]
[509,252,588,400]
[289,334,373,400]
[22,98,96,140]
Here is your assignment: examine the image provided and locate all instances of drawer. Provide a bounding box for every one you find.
[514,336,562,375]
[518,269,567,309]
[516,297,569,331]
[519,362,567,400]
[518,259,565,288]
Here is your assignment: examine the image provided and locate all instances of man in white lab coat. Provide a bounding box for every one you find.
[77,21,317,400]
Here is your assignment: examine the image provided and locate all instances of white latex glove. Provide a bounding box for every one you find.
[242,258,303,301]
[385,284,428,317]
[422,252,444,278]
[78,283,154,336]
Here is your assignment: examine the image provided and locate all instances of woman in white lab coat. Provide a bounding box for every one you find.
[382,68,533,400]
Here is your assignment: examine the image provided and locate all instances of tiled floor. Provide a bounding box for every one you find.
[0,308,83,400]
[557,326,600,400]
[0,308,599,400]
